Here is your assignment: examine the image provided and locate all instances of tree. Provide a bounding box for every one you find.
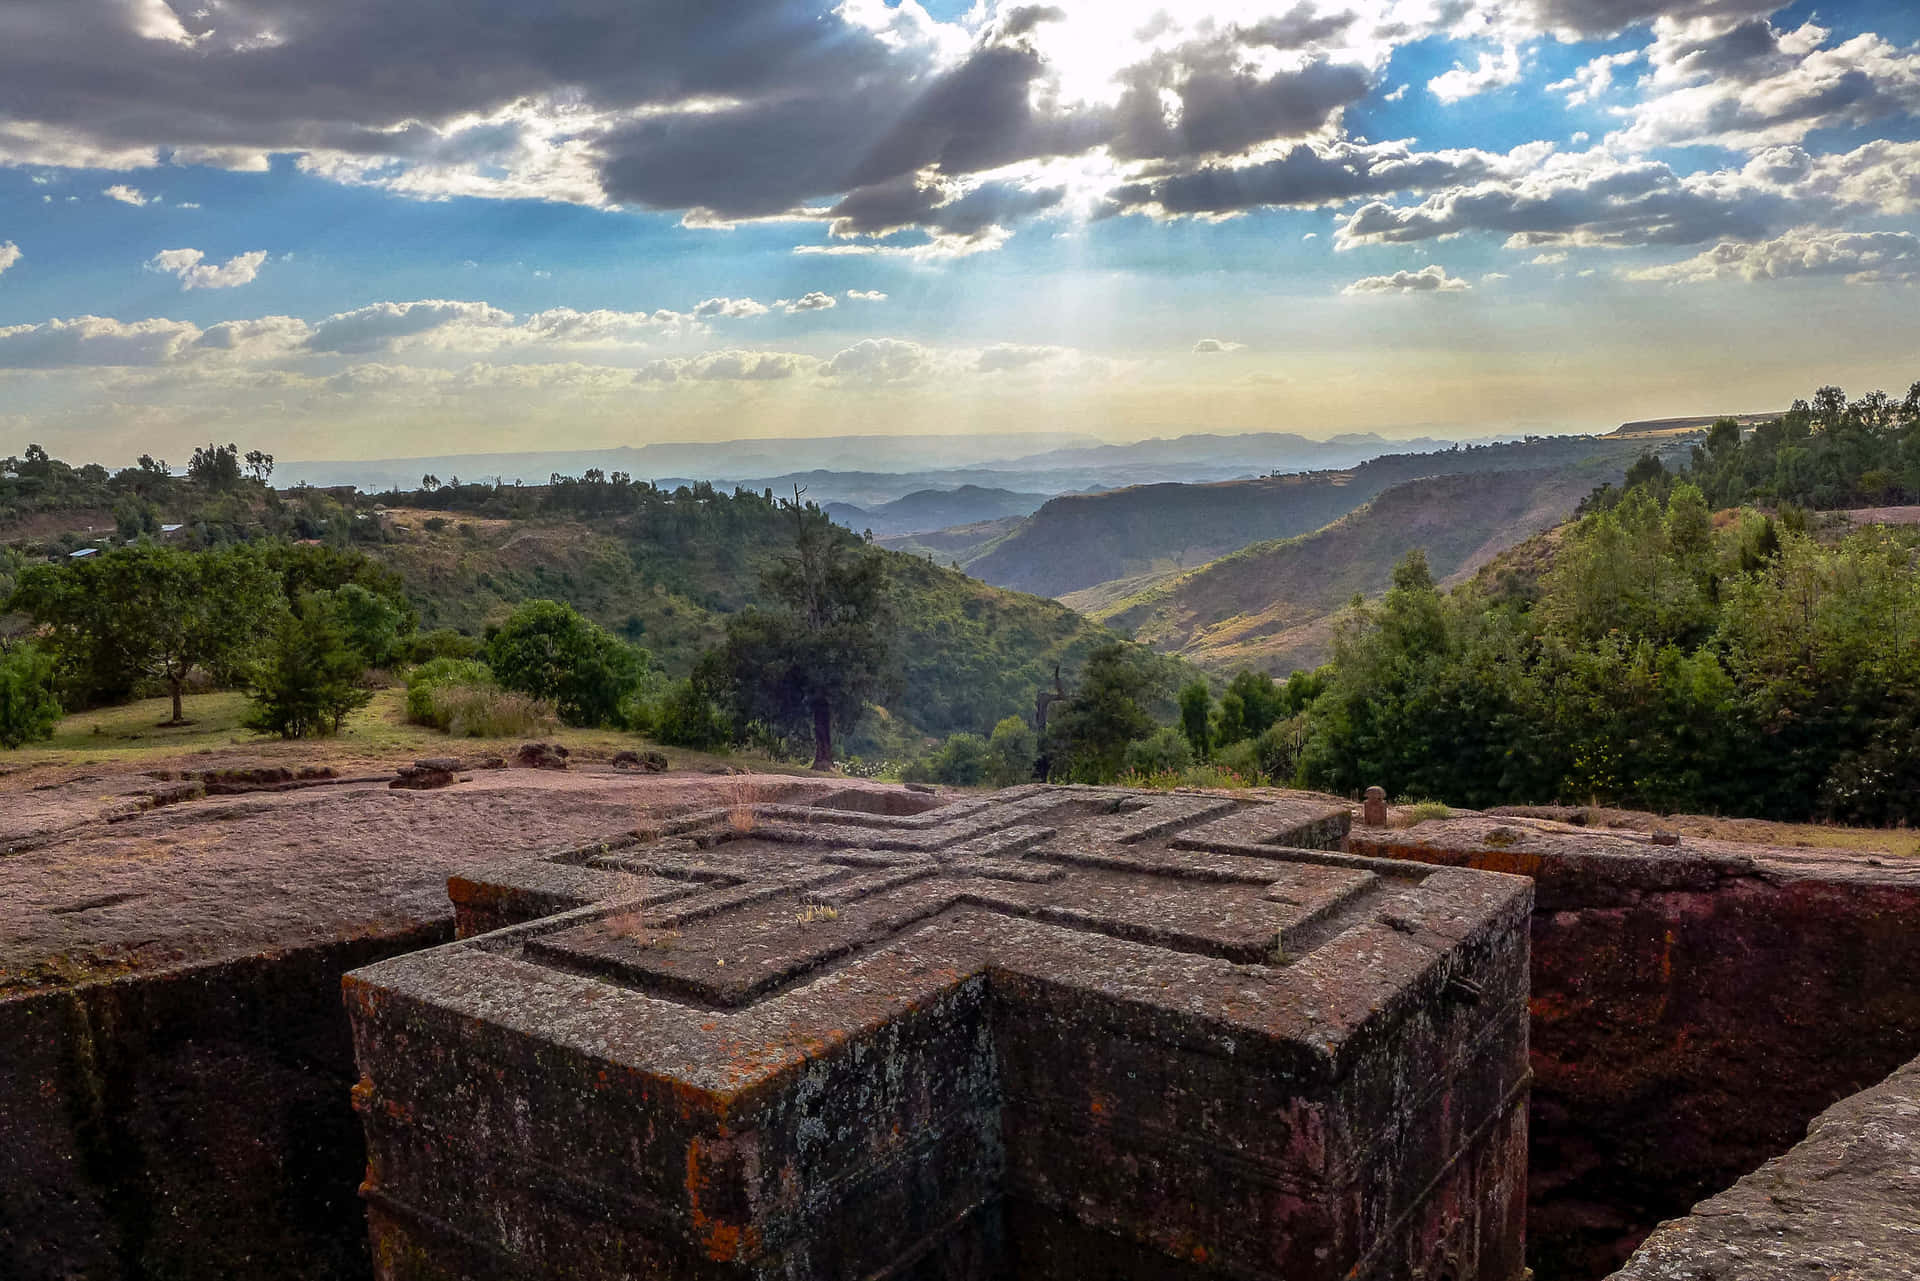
[0,642,61,749]
[486,599,649,728]
[1043,642,1169,782]
[327,582,407,667]
[1178,680,1213,759]
[188,442,243,491]
[986,715,1037,787]
[9,543,281,724]
[717,497,895,770]
[244,450,275,485]
[245,595,373,738]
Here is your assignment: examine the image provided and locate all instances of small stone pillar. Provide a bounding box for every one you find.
[1362,786,1388,827]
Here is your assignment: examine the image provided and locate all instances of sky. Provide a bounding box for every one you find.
[1,0,1918,466]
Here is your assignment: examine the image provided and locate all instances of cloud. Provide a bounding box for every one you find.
[692,297,771,320]
[845,289,887,302]
[1503,0,1779,42]
[307,299,517,354]
[822,337,933,382]
[1630,227,1920,284]
[1428,45,1524,104]
[1107,138,1552,220]
[1548,49,1643,107]
[778,291,837,313]
[636,349,812,382]
[973,343,1070,373]
[0,314,202,367]
[0,241,18,277]
[0,0,1430,251]
[1192,338,1245,353]
[103,184,152,206]
[146,247,268,289]
[1334,150,1787,251]
[1342,264,1472,295]
[1616,16,1920,150]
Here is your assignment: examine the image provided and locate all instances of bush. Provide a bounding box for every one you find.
[1123,726,1192,776]
[431,684,557,738]
[925,732,991,786]
[651,678,730,750]
[986,715,1037,787]
[405,627,481,665]
[486,599,650,728]
[405,658,493,725]
[1217,738,1262,783]
[1254,716,1308,785]
[0,642,61,749]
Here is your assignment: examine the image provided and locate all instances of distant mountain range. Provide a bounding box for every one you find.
[1079,462,1625,675]
[960,435,1651,599]
[279,428,1491,504]
[824,486,1051,538]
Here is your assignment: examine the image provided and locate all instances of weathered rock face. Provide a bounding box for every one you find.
[347,786,1534,1281]
[0,771,898,1281]
[1347,818,1920,1280]
[1609,1050,1920,1280]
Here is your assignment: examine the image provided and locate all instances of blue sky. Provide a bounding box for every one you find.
[1,0,1917,464]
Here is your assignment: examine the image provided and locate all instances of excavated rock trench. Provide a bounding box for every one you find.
[4,776,1918,1281]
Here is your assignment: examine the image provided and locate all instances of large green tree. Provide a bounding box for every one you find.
[9,543,282,724]
[717,498,895,770]
[486,598,650,728]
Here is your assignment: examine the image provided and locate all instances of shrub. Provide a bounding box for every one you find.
[405,658,494,725]
[433,685,557,738]
[651,678,730,750]
[486,599,650,728]
[986,715,1037,787]
[926,732,991,786]
[0,642,61,749]
[405,627,481,665]
[1123,726,1192,776]
[1217,738,1262,783]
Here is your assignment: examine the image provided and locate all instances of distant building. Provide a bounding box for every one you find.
[68,547,99,559]
[160,524,184,535]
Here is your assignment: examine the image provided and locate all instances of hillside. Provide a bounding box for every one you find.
[877,515,1025,564]
[361,504,1108,745]
[1093,462,1621,675]
[825,485,1048,537]
[966,435,1653,598]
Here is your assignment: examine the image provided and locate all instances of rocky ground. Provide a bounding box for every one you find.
[0,757,887,997]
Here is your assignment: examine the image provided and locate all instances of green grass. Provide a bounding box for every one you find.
[7,687,792,776]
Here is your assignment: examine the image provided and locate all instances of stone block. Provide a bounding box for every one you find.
[346,786,1531,1281]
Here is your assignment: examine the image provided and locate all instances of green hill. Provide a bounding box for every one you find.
[964,435,1653,599]
[362,502,1108,745]
[1091,462,1622,675]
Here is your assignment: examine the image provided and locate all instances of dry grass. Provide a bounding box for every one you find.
[434,685,558,738]
[795,903,840,924]
[723,774,763,834]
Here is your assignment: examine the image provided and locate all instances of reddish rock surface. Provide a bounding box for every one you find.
[1348,816,1920,1280]
[1609,1050,1920,1280]
[350,786,1531,1280]
[0,770,900,1281]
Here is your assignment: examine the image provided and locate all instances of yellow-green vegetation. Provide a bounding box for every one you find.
[6,688,762,775]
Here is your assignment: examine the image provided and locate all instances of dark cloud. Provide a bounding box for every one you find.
[1107,140,1524,217]
[1335,157,1787,249]
[1511,0,1777,40]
